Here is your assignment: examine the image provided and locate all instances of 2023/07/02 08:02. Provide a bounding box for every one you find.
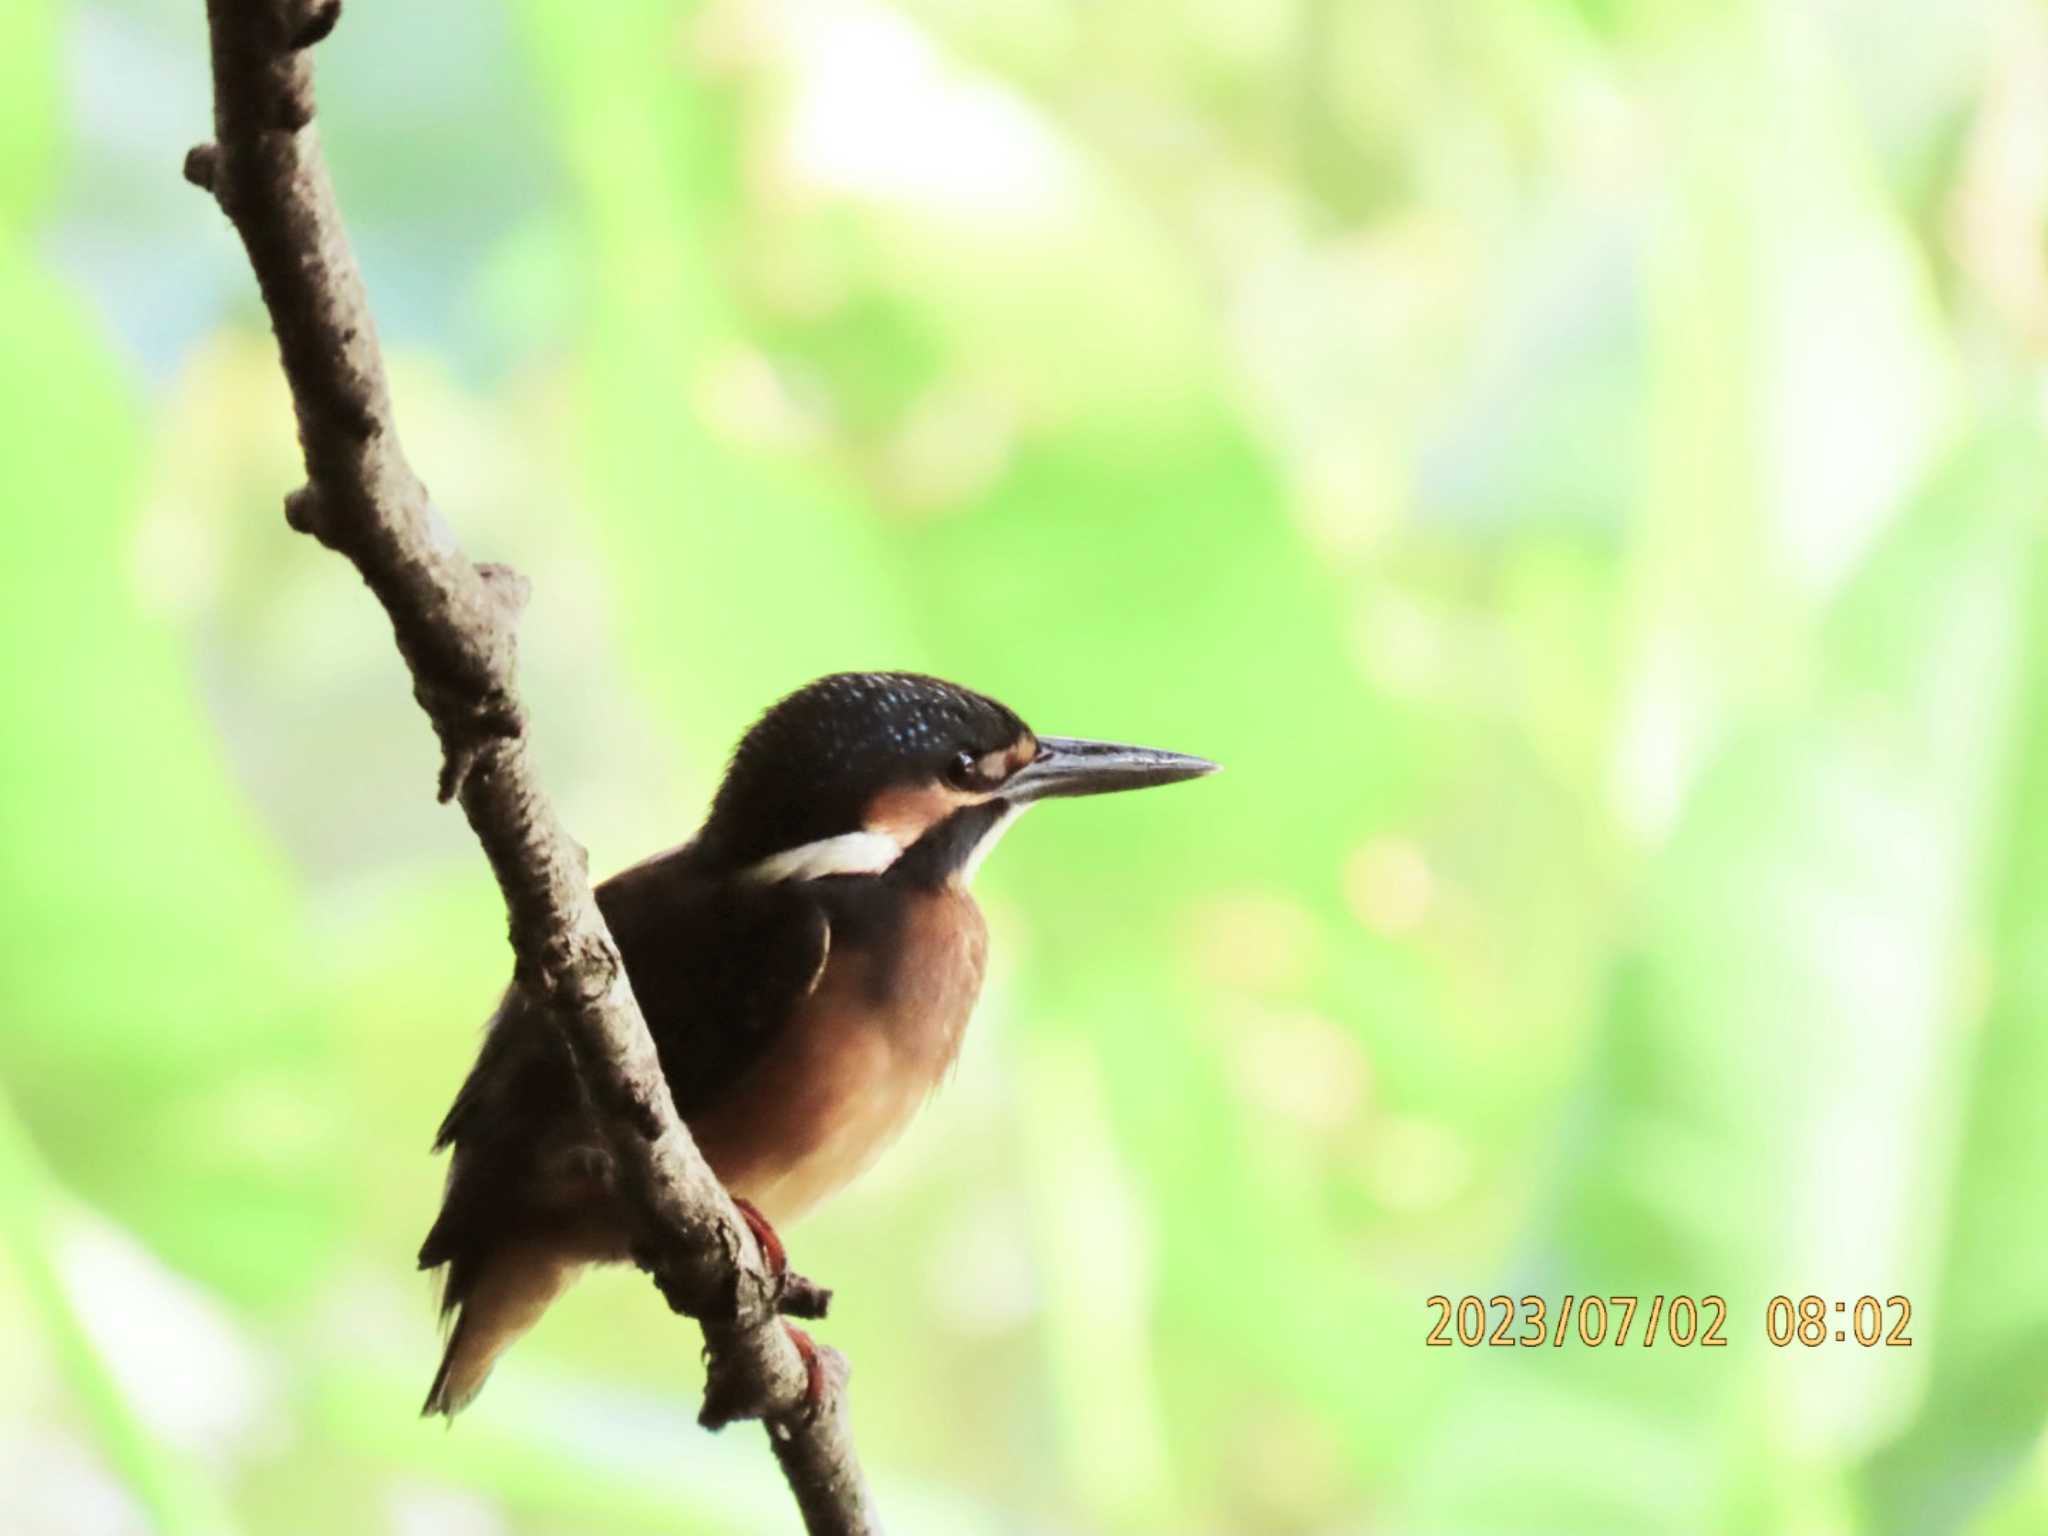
[1425,1294,1914,1348]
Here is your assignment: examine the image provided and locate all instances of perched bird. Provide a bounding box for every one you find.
[419,671,1216,1415]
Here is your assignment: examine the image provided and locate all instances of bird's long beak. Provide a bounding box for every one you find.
[1004,736,1220,804]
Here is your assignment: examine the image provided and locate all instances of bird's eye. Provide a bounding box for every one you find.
[946,748,1015,792]
[945,750,982,790]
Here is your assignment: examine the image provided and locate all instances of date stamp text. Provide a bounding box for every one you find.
[1424,1294,1913,1348]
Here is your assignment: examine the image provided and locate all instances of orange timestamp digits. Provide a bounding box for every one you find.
[1425,1294,1729,1348]
[1764,1295,1913,1347]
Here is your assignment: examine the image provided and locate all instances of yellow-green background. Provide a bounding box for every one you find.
[6,0,2048,1532]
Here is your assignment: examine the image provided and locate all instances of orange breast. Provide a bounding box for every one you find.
[687,887,988,1224]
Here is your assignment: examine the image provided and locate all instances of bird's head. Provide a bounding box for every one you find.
[699,672,1217,885]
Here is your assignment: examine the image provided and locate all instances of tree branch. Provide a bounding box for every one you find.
[185,3,879,1529]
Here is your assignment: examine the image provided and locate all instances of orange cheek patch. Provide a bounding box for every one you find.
[866,781,976,846]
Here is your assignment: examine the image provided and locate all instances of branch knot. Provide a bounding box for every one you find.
[285,0,343,51]
[427,686,524,803]
[475,561,532,618]
[283,482,343,548]
[182,142,219,192]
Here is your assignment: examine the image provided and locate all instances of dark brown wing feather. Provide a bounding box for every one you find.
[418,849,829,1308]
[597,852,832,1121]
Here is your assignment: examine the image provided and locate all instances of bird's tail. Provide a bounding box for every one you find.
[422,1242,584,1418]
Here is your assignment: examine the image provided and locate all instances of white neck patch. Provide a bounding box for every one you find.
[745,830,904,884]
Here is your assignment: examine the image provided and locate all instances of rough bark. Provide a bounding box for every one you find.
[185,3,878,1529]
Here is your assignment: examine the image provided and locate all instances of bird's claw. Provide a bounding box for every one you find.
[731,1195,786,1276]
[730,1195,830,1316]
[782,1322,834,1416]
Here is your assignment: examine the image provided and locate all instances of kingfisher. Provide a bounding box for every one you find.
[418,671,1216,1415]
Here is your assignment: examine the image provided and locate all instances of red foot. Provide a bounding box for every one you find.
[732,1196,786,1276]
[783,1322,828,1412]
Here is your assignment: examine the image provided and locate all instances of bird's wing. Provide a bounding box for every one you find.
[420,852,829,1277]
[433,852,832,1152]
[595,853,833,1120]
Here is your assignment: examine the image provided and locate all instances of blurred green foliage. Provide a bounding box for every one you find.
[5,0,2048,1532]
